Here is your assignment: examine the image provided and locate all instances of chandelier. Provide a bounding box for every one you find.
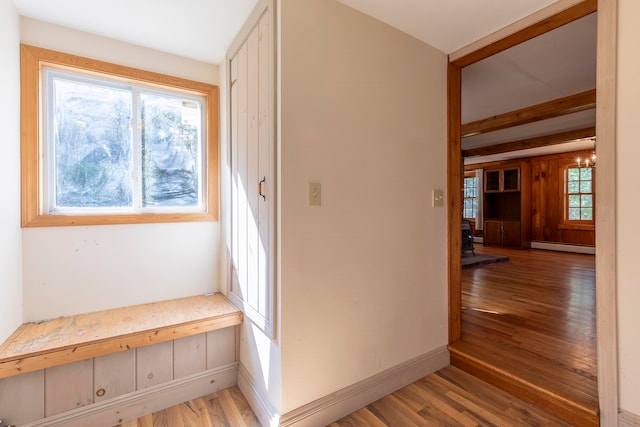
[577,137,596,168]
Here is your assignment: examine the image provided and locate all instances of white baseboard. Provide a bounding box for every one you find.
[279,346,450,427]
[620,409,640,427]
[23,364,238,427]
[238,363,280,427]
[531,241,595,254]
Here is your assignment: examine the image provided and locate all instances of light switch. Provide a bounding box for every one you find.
[308,182,321,207]
[432,189,444,207]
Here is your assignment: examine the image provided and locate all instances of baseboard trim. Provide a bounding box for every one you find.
[620,409,640,427]
[279,346,450,427]
[23,364,238,427]
[238,363,280,427]
[531,241,595,254]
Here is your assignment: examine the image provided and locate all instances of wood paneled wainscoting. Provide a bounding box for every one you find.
[449,246,597,426]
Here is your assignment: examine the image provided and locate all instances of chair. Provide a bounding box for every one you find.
[462,219,475,256]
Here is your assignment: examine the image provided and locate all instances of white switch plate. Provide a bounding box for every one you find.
[308,182,321,207]
[432,189,444,207]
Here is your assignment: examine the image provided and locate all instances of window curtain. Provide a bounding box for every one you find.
[475,168,484,230]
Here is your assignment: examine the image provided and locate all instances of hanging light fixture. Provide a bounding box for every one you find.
[577,137,596,168]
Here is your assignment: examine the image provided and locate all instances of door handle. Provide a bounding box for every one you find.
[258,177,266,201]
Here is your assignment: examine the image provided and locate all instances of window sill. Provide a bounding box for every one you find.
[557,223,595,231]
[21,211,217,227]
[0,293,241,379]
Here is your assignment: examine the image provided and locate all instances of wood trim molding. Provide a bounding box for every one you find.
[595,0,618,424]
[20,44,219,227]
[447,62,462,343]
[620,409,640,427]
[463,127,596,158]
[461,89,596,138]
[450,0,597,67]
[237,363,280,427]
[279,347,450,427]
[22,365,238,427]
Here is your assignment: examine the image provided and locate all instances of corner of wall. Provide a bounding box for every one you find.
[0,0,25,343]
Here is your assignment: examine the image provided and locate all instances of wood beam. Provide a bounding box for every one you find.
[462,126,596,158]
[461,89,596,138]
[451,0,597,68]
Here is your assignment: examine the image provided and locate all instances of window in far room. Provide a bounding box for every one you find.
[463,175,479,220]
[565,166,595,223]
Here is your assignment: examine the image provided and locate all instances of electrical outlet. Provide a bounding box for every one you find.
[432,189,444,207]
[308,182,321,207]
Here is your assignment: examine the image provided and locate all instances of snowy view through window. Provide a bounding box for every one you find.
[50,71,203,211]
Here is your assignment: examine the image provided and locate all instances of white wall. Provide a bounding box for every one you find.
[616,0,640,416]
[20,19,222,321]
[0,0,23,342]
[279,0,448,412]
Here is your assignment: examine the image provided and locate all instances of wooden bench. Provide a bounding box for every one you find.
[0,293,242,380]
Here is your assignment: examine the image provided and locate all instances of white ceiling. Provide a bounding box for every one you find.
[12,0,568,64]
[336,0,564,54]
[11,0,259,64]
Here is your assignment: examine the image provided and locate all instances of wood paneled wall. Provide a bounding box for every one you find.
[466,150,595,246]
[0,328,236,426]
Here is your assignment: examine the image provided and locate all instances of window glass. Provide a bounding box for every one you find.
[45,68,205,214]
[463,176,478,219]
[566,166,594,222]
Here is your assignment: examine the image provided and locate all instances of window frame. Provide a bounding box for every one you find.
[563,164,595,226]
[463,172,478,220]
[21,44,219,227]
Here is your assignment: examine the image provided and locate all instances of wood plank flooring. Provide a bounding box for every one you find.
[121,367,570,426]
[117,386,261,427]
[450,246,597,426]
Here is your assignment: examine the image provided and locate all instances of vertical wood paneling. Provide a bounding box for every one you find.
[257,13,272,320]
[0,369,44,425]
[94,349,135,403]
[45,358,93,416]
[231,54,240,301]
[472,152,595,246]
[228,5,275,336]
[236,42,249,302]
[136,341,173,389]
[246,25,260,312]
[173,334,207,379]
[207,327,237,369]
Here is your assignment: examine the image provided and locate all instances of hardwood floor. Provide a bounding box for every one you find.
[121,367,570,427]
[449,245,597,426]
[117,387,261,427]
[331,366,570,426]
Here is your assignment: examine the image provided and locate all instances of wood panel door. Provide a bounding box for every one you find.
[228,8,275,337]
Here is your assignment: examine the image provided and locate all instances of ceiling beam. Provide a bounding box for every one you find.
[451,0,597,68]
[462,126,595,158]
[461,89,596,138]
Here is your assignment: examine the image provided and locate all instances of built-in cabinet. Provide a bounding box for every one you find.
[482,162,531,248]
[484,167,520,192]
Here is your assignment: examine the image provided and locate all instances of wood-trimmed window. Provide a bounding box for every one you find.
[20,44,219,227]
[564,165,595,225]
[463,173,479,220]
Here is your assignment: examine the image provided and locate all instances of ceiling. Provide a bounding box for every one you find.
[12,0,596,161]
